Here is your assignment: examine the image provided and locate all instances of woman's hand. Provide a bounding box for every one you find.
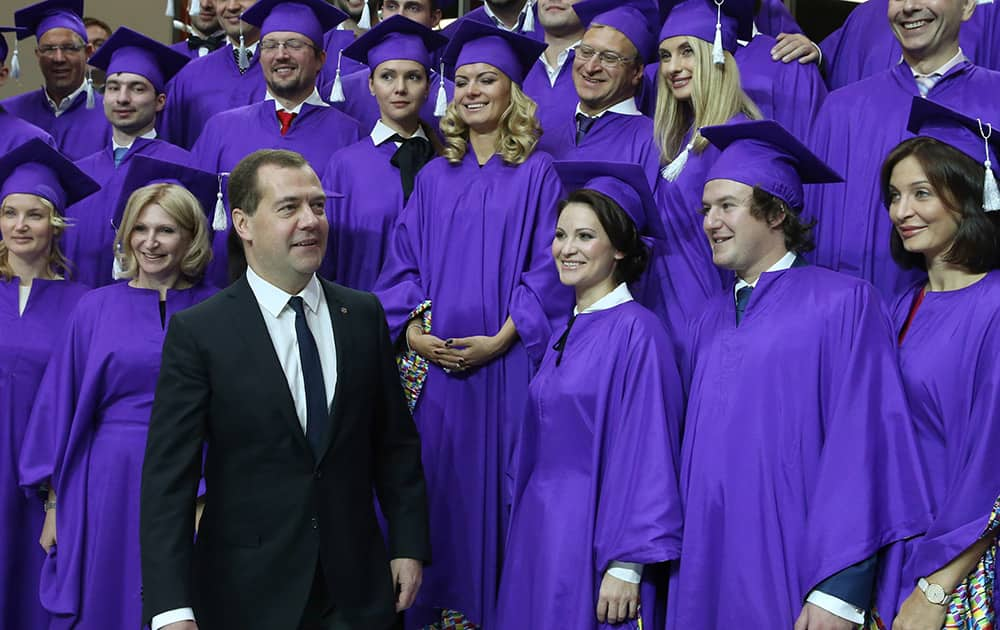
[406,325,451,363]
[891,587,948,630]
[596,572,640,624]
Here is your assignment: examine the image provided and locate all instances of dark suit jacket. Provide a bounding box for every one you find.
[140,275,430,630]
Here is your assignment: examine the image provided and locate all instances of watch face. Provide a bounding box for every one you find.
[926,583,947,604]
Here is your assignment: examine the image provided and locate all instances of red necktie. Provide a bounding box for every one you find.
[277,110,297,136]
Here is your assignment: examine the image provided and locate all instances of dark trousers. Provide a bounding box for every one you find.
[298,561,335,630]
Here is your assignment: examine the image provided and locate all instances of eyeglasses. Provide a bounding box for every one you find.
[259,38,315,53]
[574,44,636,69]
[37,44,86,57]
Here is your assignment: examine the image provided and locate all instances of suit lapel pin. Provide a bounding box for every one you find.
[340,306,348,315]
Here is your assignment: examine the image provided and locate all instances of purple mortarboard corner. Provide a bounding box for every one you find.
[0,139,100,213]
[241,0,348,48]
[554,160,666,240]
[701,119,842,213]
[87,27,189,94]
[113,155,220,226]
[442,19,547,85]
[573,0,660,63]
[14,0,87,42]
[342,15,448,71]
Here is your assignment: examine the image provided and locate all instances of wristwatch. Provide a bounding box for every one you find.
[918,577,948,605]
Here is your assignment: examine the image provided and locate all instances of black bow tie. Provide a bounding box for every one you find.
[187,32,226,51]
[390,134,435,203]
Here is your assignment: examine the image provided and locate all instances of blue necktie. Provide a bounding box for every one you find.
[288,296,329,457]
[575,113,596,146]
[735,285,753,326]
[113,147,128,167]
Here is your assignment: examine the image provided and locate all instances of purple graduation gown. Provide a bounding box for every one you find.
[523,52,579,145]
[160,43,267,149]
[651,114,747,343]
[735,35,827,142]
[374,149,572,627]
[806,60,1000,301]
[0,89,110,161]
[496,300,684,630]
[0,107,56,153]
[320,137,409,291]
[17,281,217,630]
[669,264,930,630]
[441,5,544,42]
[0,279,89,630]
[873,272,1000,621]
[192,101,363,287]
[62,137,193,288]
[537,109,661,186]
[323,69,451,133]
[321,28,369,85]
[755,0,803,36]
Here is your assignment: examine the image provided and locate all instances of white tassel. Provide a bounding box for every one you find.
[165,0,174,18]
[237,29,250,71]
[522,1,535,32]
[979,119,1000,212]
[433,63,447,117]
[712,0,725,65]
[85,70,95,109]
[112,241,126,279]
[10,43,20,80]
[189,0,201,17]
[329,52,345,102]
[661,141,694,181]
[358,1,371,29]
[212,174,228,231]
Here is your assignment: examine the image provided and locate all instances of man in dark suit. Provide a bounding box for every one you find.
[140,148,430,630]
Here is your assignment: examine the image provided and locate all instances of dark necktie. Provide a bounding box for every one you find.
[277,110,297,136]
[735,285,753,326]
[232,47,254,74]
[113,147,128,167]
[552,313,577,367]
[287,296,329,457]
[187,32,225,53]
[389,134,434,203]
[575,113,596,146]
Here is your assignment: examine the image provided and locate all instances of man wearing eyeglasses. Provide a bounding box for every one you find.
[0,0,110,160]
[535,0,661,186]
[191,0,363,288]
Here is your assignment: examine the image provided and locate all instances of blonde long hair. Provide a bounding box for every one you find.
[654,37,761,163]
[440,79,541,166]
[0,194,72,282]
[114,183,212,281]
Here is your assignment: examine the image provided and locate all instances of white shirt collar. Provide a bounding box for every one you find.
[266,87,329,114]
[734,250,796,299]
[370,119,429,147]
[246,265,323,318]
[45,81,88,115]
[574,282,634,315]
[484,0,534,32]
[539,39,581,84]
[575,97,641,119]
[113,128,157,151]
[906,48,966,78]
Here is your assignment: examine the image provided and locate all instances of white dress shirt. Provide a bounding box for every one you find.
[574,97,643,120]
[733,250,797,300]
[45,81,88,116]
[151,268,338,630]
[907,48,967,97]
[370,119,429,147]
[538,40,581,87]
[483,0,535,32]
[112,128,157,152]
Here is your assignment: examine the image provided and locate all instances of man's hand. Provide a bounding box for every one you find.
[892,587,948,630]
[771,32,821,64]
[595,572,640,624]
[161,623,198,630]
[390,558,422,612]
[794,602,859,630]
[39,506,56,553]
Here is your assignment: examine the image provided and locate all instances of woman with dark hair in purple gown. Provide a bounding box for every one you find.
[495,162,683,630]
[18,160,218,630]
[320,16,447,291]
[871,99,1000,630]
[0,139,97,630]
[374,20,572,629]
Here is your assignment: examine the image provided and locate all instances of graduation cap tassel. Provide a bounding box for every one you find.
[237,28,250,72]
[522,1,535,32]
[433,63,448,118]
[212,174,228,231]
[358,1,372,29]
[10,43,20,80]
[189,0,201,17]
[980,119,1000,212]
[112,240,126,279]
[712,0,725,65]
[85,69,95,109]
[329,51,346,103]
[661,140,694,181]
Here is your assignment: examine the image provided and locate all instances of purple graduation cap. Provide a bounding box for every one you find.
[573,0,659,63]
[906,97,1000,212]
[659,0,739,65]
[554,160,667,240]
[0,138,100,213]
[13,0,86,81]
[87,27,190,94]
[113,155,220,227]
[701,119,843,213]
[441,18,547,85]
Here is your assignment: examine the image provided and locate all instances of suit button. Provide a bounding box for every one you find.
[314,470,323,480]
[311,517,318,529]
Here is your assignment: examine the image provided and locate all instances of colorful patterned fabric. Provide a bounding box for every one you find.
[419,608,480,630]
[396,300,432,411]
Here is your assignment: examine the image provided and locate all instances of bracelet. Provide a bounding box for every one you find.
[43,500,57,512]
